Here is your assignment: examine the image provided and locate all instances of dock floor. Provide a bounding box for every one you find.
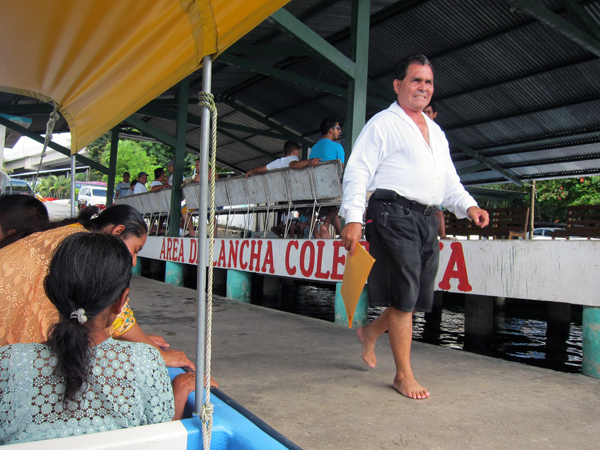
[129,276,600,450]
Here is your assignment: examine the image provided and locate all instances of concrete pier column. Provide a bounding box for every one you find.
[148,259,163,281]
[263,275,280,301]
[431,291,443,315]
[582,306,600,379]
[132,257,142,276]
[213,268,227,296]
[465,295,494,348]
[165,261,184,286]
[282,277,295,291]
[494,296,506,311]
[334,283,368,328]
[547,302,571,335]
[226,269,252,303]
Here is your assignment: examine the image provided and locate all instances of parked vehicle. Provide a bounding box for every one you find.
[1,177,35,196]
[77,185,107,209]
[532,227,566,240]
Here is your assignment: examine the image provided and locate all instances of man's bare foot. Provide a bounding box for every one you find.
[357,327,376,368]
[392,375,430,400]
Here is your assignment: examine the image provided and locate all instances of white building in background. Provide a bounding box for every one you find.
[4,133,91,176]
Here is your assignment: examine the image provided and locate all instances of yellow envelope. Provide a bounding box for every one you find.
[340,243,375,328]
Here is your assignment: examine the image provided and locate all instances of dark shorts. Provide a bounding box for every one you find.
[365,193,440,313]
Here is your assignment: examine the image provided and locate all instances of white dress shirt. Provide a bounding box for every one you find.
[340,101,477,224]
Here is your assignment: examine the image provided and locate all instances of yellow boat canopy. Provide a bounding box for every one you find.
[0,0,289,153]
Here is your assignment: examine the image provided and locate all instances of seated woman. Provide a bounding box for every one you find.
[0,204,194,370]
[0,233,195,444]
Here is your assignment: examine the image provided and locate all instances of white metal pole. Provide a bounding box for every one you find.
[70,154,76,218]
[529,180,536,240]
[195,55,212,414]
[0,125,6,169]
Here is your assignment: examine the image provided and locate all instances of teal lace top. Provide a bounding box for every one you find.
[0,338,174,445]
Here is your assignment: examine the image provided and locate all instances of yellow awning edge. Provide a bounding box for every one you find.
[0,0,291,153]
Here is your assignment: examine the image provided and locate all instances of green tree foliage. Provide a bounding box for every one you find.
[533,176,600,223]
[86,132,110,163]
[85,132,198,181]
[35,173,85,199]
[474,176,600,223]
[100,140,158,187]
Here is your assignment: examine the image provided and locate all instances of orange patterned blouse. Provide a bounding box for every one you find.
[0,224,136,347]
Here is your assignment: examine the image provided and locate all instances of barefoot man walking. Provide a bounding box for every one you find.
[340,55,489,399]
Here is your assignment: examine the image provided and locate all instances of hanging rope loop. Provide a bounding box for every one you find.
[198,89,217,450]
[33,103,60,191]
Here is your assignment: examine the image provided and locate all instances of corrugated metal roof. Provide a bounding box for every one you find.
[5,0,600,185]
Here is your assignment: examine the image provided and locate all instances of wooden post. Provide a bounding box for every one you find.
[529,180,536,239]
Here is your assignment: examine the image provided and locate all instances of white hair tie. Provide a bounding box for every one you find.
[70,308,88,324]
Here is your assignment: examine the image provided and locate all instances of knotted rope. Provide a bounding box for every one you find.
[33,103,60,191]
[198,91,217,450]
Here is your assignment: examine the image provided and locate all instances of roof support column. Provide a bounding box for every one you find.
[106,128,119,207]
[169,77,190,236]
[345,0,370,159]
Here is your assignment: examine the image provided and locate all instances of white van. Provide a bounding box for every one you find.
[77,185,107,208]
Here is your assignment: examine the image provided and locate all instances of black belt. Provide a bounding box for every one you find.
[373,189,439,216]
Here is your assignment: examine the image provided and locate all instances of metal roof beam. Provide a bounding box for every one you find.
[325,0,431,46]
[123,116,178,148]
[0,114,109,174]
[560,0,600,40]
[218,54,347,96]
[218,129,279,159]
[456,163,488,176]
[446,134,523,185]
[267,8,356,80]
[507,0,600,58]
[217,54,390,110]
[470,128,600,154]
[434,55,596,104]
[137,105,298,141]
[499,152,600,169]
[345,0,371,154]
[0,104,54,114]
[217,122,294,141]
[216,95,314,147]
[445,94,600,131]
[226,44,312,57]
[370,1,597,83]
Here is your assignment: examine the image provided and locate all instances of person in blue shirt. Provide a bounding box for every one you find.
[309,118,345,167]
[310,118,345,238]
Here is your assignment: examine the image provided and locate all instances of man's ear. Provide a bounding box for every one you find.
[110,224,126,236]
[393,79,401,94]
[110,288,130,315]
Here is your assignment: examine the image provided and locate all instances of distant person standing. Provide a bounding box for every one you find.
[309,118,345,238]
[115,172,131,198]
[133,172,148,195]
